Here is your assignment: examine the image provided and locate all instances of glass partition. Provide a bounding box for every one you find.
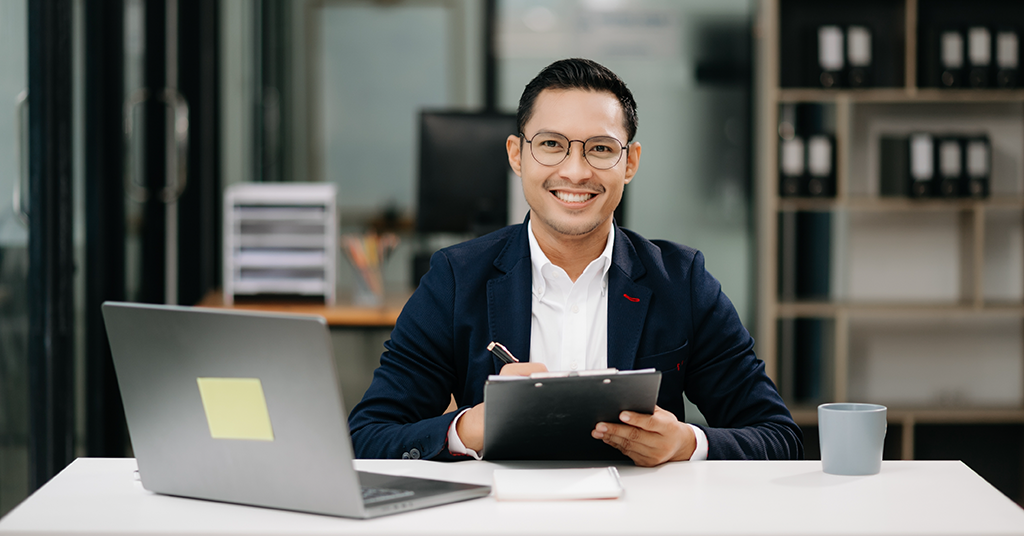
[0,0,29,517]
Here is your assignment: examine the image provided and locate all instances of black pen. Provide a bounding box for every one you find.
[487,341,519,364]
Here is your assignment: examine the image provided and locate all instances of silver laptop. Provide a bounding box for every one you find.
[101,301,490,518]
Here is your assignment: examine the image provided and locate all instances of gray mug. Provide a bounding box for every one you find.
[818,403,887,476]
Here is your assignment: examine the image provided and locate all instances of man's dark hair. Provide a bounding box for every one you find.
[517,58,639,142]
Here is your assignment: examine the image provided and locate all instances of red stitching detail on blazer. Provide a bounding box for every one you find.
[624,294,640,302]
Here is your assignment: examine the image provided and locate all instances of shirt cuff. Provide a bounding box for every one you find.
[687,423,709,461]
[447,408,482,460]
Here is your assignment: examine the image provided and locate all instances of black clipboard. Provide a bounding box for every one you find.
[482,369,661,461]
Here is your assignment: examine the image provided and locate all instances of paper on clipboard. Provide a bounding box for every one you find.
[486,368,656,381]
[492,467,624,501]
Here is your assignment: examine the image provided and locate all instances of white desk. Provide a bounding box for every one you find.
[2,458,1023,535]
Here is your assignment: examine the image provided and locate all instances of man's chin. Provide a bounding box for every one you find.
[537,214,608,238]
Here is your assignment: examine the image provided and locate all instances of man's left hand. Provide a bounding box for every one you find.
[591,406,696,467]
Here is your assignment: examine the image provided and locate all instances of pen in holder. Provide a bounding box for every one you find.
[341,232,398,307]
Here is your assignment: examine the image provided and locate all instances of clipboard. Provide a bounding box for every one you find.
[482,369,661,461]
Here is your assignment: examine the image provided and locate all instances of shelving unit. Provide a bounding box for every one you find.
[756,0,1024,478]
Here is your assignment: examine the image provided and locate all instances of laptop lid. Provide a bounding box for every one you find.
[101,302,489,518]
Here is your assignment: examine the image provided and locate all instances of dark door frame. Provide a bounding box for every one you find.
[84,0,128,459]
[27,0,75,491]
[82,0,221,460]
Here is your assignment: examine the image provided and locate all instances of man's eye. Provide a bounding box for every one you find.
[539,140,562,149]
[590,144,613,153]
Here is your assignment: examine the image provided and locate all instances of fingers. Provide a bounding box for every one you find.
[498,362,548,377]
[617,409,660,432]
[592,422,662,466]
[591,407,694,467]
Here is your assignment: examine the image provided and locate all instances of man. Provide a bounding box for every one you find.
[348,58,802,465]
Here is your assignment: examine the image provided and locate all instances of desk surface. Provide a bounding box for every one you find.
[196,290,409,327]
[2,458,1023,536]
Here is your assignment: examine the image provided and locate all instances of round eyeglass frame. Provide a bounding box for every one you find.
[520,132,629,170]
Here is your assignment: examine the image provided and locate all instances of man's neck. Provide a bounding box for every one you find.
[530,216,612,282]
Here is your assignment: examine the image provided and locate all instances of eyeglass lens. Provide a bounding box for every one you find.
[528,132,625,169]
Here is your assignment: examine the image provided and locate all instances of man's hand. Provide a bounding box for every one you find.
[591,406,696,467]
[455,362,549,452]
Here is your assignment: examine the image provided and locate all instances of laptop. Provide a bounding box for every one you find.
[101,301,490,518]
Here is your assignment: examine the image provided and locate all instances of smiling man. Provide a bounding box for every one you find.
[348,58,802,465]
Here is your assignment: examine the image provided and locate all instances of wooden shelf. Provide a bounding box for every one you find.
[776,301,1024,319]
[778,87,1024,104]
[778,196,1024,212]
[762,0,1024,476]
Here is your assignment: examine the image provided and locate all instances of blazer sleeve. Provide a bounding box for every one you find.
[347,250,469,461]
[683,251,804,460]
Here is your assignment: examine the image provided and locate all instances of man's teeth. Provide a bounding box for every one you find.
[554,191,594,203]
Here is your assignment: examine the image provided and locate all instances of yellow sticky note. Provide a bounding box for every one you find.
[196,377,275,441]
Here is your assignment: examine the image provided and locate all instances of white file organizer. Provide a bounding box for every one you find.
[223,183,337,305]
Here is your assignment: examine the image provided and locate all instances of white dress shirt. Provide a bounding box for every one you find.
[448,221,707,460]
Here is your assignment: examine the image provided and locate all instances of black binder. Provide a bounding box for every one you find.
[806,134,836,197]
[939,29,965,88]
[968,26,993,88]
[996,29,1020,88]
[909,133,935,198]
[780,136,806,197]
[482,369,661,461]
[817,25,845,87]
[846,25,873,87]
[779,104,803,197]
[937,137,964,198]
[880,136,909,197]
[964,136,992,198]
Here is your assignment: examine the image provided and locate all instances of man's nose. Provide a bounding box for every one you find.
[559,142,593,181]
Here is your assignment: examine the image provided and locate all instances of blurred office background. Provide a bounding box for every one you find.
[0,0,754,514]
[4,0,1022,518]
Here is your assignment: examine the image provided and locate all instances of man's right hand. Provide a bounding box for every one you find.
[454,362,548,452]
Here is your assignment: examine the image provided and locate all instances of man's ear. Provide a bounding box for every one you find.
[624,141,642,184]
[506,134,523,177]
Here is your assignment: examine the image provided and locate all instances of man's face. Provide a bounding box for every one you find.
[507,88,641,241]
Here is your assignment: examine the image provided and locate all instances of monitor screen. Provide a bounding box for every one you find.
[417,111,516,235]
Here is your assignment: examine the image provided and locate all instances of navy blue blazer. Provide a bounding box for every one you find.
[348,220,802,461]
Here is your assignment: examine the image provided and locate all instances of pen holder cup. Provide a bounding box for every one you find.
[341,232,397,308]
[352,266,384,307]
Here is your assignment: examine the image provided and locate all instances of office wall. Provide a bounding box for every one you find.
[498,0,756,324]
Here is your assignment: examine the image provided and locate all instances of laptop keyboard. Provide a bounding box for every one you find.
[361,486,415,504]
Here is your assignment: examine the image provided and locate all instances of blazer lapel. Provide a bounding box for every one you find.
[486,221,533,372]
[607,227,651,371]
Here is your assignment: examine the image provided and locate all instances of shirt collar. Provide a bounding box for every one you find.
[527,218,615,298]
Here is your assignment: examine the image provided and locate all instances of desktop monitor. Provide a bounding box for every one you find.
[417,111,516,235]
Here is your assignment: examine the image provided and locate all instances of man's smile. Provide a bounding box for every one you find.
[546,178,605,209]
[552,190,597,204]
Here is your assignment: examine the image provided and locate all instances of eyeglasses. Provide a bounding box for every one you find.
[520,132,628,170]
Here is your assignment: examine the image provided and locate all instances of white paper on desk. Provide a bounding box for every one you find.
[492,467,623,501]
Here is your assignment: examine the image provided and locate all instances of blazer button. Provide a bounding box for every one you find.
[409,448,421,459]
[402,452,410,459]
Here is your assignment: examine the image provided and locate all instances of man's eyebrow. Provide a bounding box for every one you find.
[531,129,622,140]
